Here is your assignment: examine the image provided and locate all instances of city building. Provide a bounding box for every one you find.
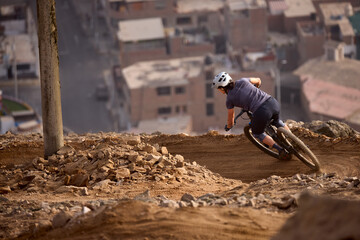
[312,0,360,15]
[117,17,167,67]
[267,0,316,34]
[117,16,219,67]
[0,2,39,80]
[1,34,38,79]
[296,21,326,65]
[294,40,360,131]
[224,0,268,51]
[267,0,288,32]
[121,56,212,132]
[283,0,316,34]
[318,2,356,58]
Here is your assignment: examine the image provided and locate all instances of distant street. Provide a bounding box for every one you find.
[55,0,113,133]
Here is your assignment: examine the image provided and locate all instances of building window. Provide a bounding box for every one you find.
[206,83,213,98]
[17,64,30,71]
[182,105,187,113]
[175,86,185,94]
[176,16,192,25]
[158,107,171,115]
[155,0,166,9]
[156,86,171,96]
[206,103,214,116]
[175,106,180,113]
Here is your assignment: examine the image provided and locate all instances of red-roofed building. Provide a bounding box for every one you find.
[300,76,360,131]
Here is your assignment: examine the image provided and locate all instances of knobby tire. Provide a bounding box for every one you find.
[244,125,279,159]
[277,127,320,171]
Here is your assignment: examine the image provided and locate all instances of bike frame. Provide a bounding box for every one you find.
[234,110,291,152]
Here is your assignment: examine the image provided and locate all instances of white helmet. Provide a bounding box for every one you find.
[212,72,232,89]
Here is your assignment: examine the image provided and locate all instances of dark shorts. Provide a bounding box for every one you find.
[251,97,283,135]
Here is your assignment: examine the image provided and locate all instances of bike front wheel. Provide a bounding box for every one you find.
[244,125,279,159]
[277,127,320,171]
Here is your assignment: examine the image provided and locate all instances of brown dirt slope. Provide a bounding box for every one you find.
[146,128,360,182]
[0,124,359,240]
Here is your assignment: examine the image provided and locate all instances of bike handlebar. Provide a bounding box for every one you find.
[234,110,246,125]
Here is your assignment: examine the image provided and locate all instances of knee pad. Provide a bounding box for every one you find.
[274,120,285,128]
[253,132,266,142]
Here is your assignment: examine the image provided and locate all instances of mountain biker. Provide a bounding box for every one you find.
[213,71,290,160]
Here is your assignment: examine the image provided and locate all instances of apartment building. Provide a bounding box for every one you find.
[283,0,316,34]
[117,18,218,66]
[108,0,223,31]
[318,2,356,58]
[0,1,39,80]
[267,0,288,32]
[297,21,326,65]
[117,17,168,66]
[312,0,360,14]
[168,0,224,54]
[121,56,220,132]
[267,0,316,34]
[224,0,268,51]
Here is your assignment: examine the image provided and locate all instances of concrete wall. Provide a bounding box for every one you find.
[119,45,168,67]
[169,36,215,58]
[284,15,313,34]
[226,7,268,51]
[297,23,326,65]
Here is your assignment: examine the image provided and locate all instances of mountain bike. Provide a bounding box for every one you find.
[234,110,321,171]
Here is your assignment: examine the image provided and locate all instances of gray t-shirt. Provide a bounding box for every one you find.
[226,78,271,112]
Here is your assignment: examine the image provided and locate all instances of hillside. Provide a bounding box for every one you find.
[0,121,360,240]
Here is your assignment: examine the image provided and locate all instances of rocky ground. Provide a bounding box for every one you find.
[0,120,360,240]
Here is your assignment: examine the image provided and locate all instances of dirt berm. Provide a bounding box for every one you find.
[0,120,359,240]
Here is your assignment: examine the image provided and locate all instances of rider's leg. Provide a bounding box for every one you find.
[253,132,283,152]
[251,99,284,152]
[273,119,290,131]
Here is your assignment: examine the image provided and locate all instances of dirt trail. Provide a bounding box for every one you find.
[146,131,360,183]
[0,127,360,240]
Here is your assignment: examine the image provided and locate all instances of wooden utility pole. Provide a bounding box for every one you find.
[37,0,64,157]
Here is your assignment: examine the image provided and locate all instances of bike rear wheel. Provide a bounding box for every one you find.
[244,125,279,159]
[277,127,320,171]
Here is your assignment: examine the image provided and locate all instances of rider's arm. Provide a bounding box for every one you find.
[249,78,261,88]
[227,108,235,128]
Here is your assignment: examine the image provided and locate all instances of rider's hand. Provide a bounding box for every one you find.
[224,124,232,132]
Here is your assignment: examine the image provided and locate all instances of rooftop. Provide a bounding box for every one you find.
[338,21,355,37]
[294,57,360,90]
[319,2,353,26]
[302,77,360,124]
[268,0,288,15]
[284,0,315,18]
[122,56,204,89]
[177,0,223,13]
[227,0,266,11]
[117,18,164,42]
[298,21,325,36]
